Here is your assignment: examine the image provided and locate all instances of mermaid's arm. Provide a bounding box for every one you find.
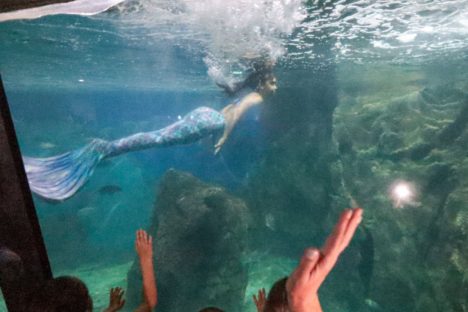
[214,104,236,154]
[214,92,263,154]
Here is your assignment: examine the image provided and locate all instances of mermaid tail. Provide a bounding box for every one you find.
[105,107,225,157]
[24,107,225,201]
[23,139,109,201]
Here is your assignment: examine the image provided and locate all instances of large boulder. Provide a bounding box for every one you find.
[127,169,249,312]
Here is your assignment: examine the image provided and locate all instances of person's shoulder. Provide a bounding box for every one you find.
[243,92,263,103]
[229,87,256,104]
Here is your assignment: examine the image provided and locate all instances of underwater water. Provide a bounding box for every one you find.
[0,0,467,311]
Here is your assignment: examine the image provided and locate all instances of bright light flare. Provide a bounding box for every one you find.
[389,180,418,208]
[394,184,411,200]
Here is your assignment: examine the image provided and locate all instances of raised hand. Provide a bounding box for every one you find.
[253,288,266,312]
[286,208,363,312]
[135,229,157,310]
[104,287,125,312]
[135,229,153,260]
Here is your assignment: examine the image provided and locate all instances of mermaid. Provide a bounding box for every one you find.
[23,71,277,201]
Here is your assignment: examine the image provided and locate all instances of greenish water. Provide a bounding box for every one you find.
[1,1,467,311]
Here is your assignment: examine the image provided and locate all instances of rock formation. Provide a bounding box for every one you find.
[127,169,249,312]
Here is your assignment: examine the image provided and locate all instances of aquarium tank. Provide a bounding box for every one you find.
[0,0,467,311]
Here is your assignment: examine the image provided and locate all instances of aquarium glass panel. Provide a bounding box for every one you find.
[0,1,467,311]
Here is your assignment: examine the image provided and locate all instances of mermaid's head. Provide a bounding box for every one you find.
[257,72,277,94]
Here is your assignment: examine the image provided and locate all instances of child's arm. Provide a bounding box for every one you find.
[135,229,157,310]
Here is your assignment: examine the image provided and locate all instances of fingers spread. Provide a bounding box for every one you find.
[136,229,153,244]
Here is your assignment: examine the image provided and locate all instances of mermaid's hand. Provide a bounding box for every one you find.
[214,136,227,155]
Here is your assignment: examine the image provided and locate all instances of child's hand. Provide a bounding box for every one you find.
[286,208,363,312]
[253,288,266,312]
[135,229,153,260]
[135,229,158,309]
[104,287,125,312]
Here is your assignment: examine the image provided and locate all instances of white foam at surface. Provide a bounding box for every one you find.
[0,0,126,22]
[1,0,467,70]
[397,33,417,43]
[113,0,306,83]
[295,0,468,64]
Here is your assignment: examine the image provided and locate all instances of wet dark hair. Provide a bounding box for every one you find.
[217,59,275,95]
[198,307,225,312]
[264,277,290,312]
[26,276,93,312]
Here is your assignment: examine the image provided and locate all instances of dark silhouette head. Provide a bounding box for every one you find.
[0,247,24,283]
[26,276,93,312]
[264,276,290,312]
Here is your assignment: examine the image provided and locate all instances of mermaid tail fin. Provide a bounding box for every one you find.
[23,139,108,201]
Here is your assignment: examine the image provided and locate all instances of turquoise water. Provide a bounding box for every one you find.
[1,1,467,311]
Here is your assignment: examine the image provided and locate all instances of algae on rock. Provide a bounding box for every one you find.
[334,72,468,312]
